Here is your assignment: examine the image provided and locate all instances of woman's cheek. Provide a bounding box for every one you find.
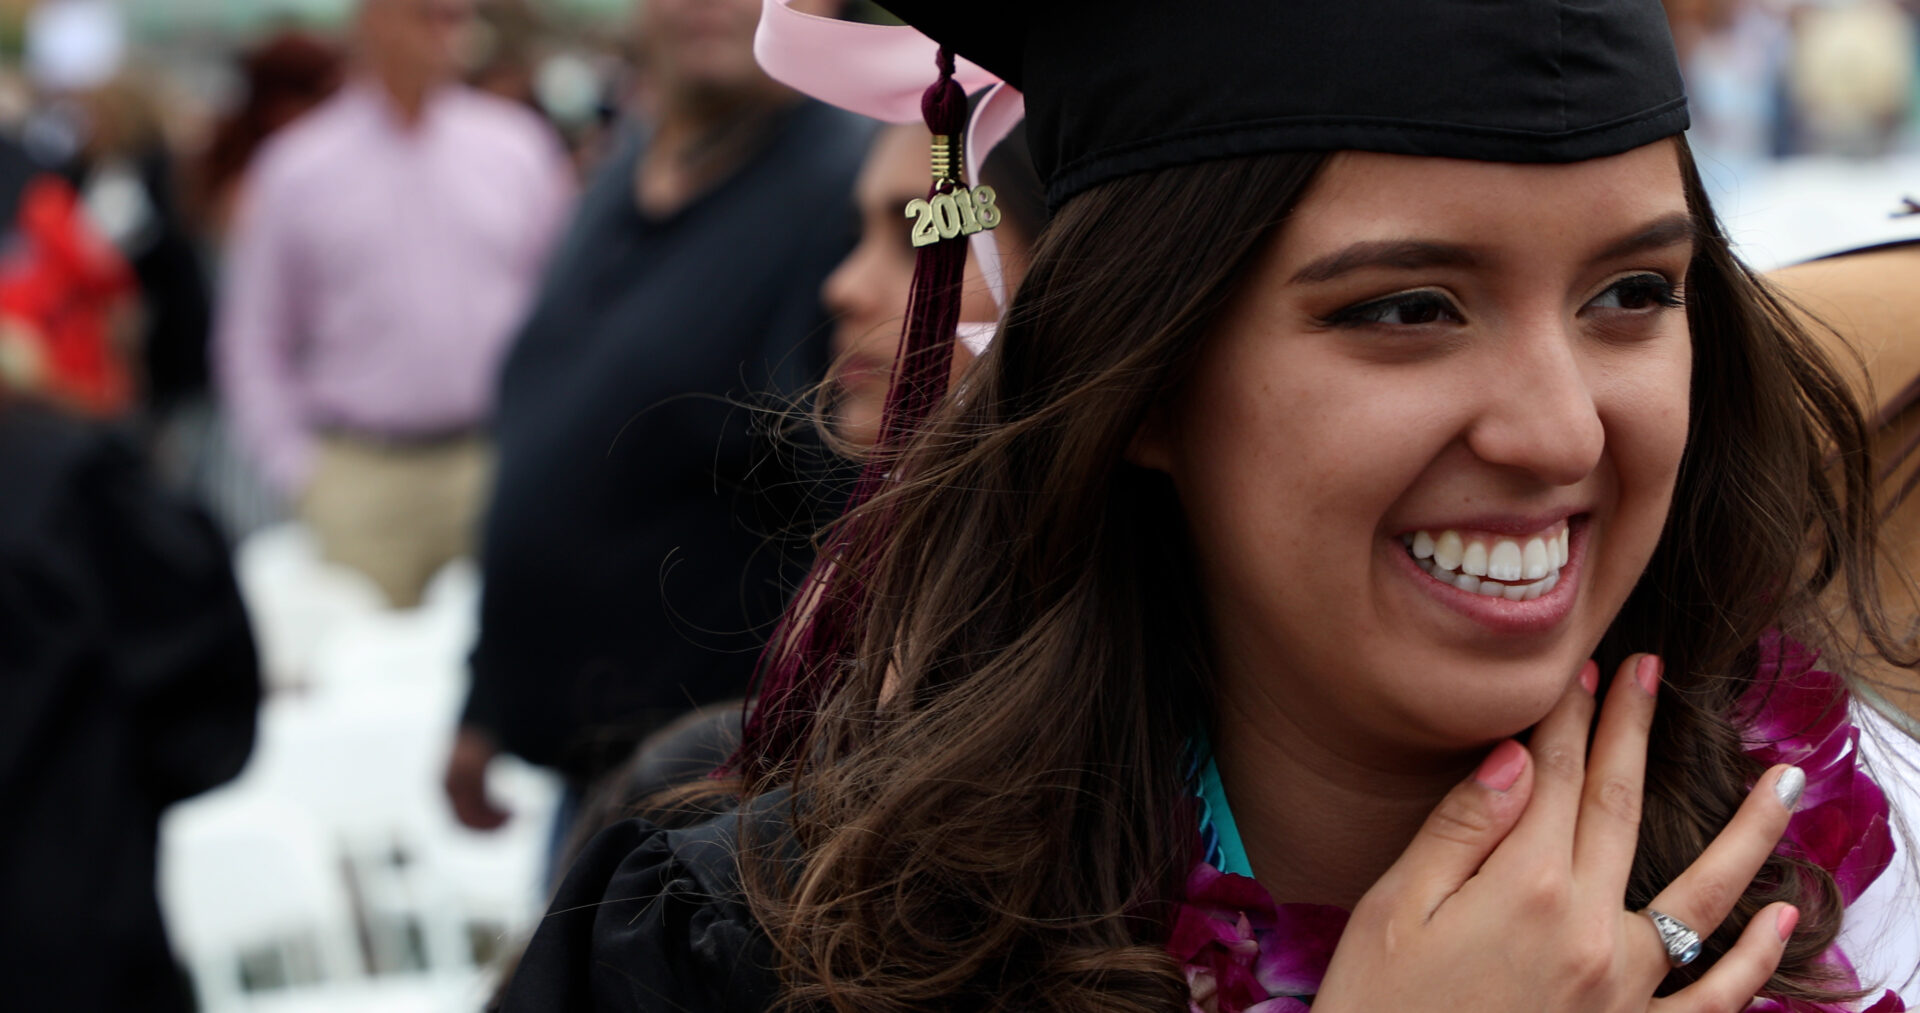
[1594,335,1692,583]
[1635,336,1693,491]
[1595,328,1692,477]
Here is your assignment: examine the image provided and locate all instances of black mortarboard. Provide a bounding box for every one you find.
[877,1,1689,209]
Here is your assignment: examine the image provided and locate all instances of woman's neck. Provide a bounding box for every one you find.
[1211,687,1479,909]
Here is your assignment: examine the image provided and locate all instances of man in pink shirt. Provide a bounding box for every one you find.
[216,0,572,607]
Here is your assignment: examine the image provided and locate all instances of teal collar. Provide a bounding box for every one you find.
[1196,754,1254,878]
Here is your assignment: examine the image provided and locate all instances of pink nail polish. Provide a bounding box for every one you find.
[1635,655,1662,695]
[1474,740,1527,792]
[1776,905,1800,941]
[1578,661,1599,695]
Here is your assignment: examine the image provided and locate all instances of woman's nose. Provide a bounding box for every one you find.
[822,248,868,321]
[1461,325,1606,487]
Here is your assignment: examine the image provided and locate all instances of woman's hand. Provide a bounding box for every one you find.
[1314,655,1803,1013]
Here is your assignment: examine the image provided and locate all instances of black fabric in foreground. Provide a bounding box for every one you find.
[0,402,261,1012]
[502,792,792,1012]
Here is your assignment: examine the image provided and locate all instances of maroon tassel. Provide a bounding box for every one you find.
[731,50,973,777]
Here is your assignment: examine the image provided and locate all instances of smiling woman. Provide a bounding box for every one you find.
[500,2,1920,1011]
[711,135,1899,1013]
[1134,147,1699,772]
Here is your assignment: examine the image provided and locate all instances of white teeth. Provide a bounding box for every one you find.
[1403,522,1571,601]
[1461,540,1488,578]
[1487,540,1524,581]
[1438,566,1561,600]
[1522,538,1550,580]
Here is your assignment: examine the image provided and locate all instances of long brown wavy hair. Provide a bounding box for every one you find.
[735,135,1912,1010]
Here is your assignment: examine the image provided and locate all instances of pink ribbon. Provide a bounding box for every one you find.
[756,0,1028,353]
[961,82,1027,346]
[754,0,997,124]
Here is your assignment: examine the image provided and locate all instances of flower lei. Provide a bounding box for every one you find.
[1170,634,1904,1013]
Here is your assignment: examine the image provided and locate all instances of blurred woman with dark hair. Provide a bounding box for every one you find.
[193,32,343,242]
[822,117,1043,450]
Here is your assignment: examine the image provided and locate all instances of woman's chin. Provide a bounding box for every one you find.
[1365,651,1592,755]
[831,398,887,450]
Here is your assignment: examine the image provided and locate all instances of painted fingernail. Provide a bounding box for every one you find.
[1776,905,1800,941]
[1578,660,1599,695]
[1475,739,1527,792]
[1635,654,1662,695]
[1774,765,1806,812]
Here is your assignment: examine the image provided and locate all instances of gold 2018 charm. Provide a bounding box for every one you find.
[905,185,1001,248]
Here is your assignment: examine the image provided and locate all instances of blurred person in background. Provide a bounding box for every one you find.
[0,117,262,1013]
[0,133,139,421]
[21,1,219,479]
[1784,0,1915,157]
[445,0,868,855]
[0,397,260,1013]
[58,76,214,433]
[172,32,343,539]
[191,31,343,245]
[823,118,1043,449]
[469,0,543,111]
[214,0,574,608]
[1665,0,1792,174]
[545,115,1048,861]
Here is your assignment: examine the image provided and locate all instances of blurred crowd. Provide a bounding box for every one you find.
[3,0,1920,1009]
[1676,0,1920,168]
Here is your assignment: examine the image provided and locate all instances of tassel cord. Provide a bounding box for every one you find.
[734,49,973,776]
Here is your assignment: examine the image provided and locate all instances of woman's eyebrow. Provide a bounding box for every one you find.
[1287,212,1698,286]
[1288,240,1478,284]
[1591,211,1697,263]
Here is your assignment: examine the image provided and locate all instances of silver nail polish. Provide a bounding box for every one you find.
[1774,766,1806,812]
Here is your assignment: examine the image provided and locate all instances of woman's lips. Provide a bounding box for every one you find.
[1392,516,1587,634]
[831,354,893,393]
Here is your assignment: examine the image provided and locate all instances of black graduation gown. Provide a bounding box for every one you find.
[502,796,788,1011]
[0,402,260,1011]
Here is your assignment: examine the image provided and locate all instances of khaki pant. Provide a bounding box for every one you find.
[298,435,491,609]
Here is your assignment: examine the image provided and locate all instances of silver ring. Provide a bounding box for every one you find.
[1642,908,1703,968]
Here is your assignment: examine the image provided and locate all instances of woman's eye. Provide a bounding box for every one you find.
[1589,273,1683,312]
[1322,291,1463,328]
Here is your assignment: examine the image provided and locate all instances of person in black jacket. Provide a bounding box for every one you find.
[445,0,866,853]
[0,398,261,1012]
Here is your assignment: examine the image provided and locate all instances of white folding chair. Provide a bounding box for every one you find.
[245,691,458,976]
[412,754,564,971]
[234,523,387,691]
[306,610,469,700]
[159,794,364,1011]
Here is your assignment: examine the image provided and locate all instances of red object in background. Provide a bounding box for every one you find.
[0,175,137,417]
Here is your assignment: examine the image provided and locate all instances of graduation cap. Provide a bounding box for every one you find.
[883,0,1689,209]
[735,0,1690,776]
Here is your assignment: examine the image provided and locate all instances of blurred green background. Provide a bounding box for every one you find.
[122,0,628,40]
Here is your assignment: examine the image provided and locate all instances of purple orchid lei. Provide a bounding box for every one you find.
[1170,633,1904,1013]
